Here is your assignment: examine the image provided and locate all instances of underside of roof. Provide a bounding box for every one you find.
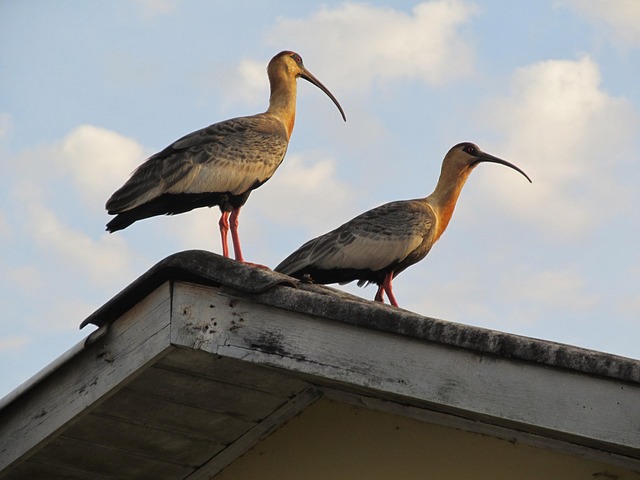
[1,251,639,479]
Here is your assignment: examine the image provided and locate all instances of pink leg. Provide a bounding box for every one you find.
[374,284,385,303]
[229,207,244,263]
[228,207,269,268]
[373,272,398,306]
[382,271,399,307]
[218,211,230,258]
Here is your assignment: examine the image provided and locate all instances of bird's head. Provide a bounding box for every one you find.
[268,51,346,121]
[446,142,532,183]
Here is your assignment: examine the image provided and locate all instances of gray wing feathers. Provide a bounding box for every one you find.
[106,115,288,213]
[277,200,435,274]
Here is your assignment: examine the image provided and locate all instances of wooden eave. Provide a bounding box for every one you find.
[0,250,639,479]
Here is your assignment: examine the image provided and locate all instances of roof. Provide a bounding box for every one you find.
[1,250,639,479]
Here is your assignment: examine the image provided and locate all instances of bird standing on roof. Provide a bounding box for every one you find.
[105,51,346,263]
[275,142,531,306]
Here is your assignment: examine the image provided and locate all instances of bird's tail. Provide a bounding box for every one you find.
[106,213,136,233]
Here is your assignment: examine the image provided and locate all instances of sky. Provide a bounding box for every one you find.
[1,0,639,398]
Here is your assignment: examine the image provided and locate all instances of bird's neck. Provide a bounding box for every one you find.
[427,166,473,241]
[266,71,298,140]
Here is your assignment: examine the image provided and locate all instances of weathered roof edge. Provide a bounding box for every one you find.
[0,339,86,411]
[79,249,296,329]
[80,250,640,385]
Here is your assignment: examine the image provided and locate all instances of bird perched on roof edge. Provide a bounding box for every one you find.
[275,142,531,306]
[105,51,346,263]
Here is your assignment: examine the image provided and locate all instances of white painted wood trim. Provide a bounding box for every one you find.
[170,282,640,462]
[0,283,174,470]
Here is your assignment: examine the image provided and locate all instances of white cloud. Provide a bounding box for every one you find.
[8,135,138,288]
[221,60,270,109]
[136,0,178,17]
[502,267,596,311]
[401,260,596,331]
[255,153,354,232]
[0,335,29,353]
[6,124,144,218]
[243,1,479,96]
[558,0,640,47]
[0,125,146,354]
[24,199,135,287]
[7,266,45,291]
[5,125,143,285]
[58,125,145,210]
[478,56,638,239]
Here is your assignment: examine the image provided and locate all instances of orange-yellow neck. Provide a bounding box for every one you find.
[266,69,298,140]
[426,165,475,242]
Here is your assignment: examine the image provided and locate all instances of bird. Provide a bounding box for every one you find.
[275,142,531,306]
[105,51,346,263]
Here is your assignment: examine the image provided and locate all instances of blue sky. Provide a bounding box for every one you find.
[1,0,639,398]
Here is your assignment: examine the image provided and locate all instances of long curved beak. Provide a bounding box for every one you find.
[476,152,532,183]
[300,68,347,122]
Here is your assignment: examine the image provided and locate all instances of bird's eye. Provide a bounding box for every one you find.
[464,145,476,155]
[291,53,303,65]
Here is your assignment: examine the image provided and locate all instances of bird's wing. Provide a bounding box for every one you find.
[106,114,288,212]
[276,200,434,274]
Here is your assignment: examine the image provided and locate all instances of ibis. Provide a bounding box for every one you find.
[275,142,531,306]
[106,51,346,263]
